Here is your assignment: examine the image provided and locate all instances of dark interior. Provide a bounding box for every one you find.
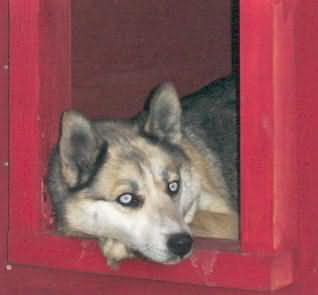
[71,0,234,118]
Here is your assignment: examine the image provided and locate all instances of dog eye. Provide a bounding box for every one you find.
[116,193,141,208]
[167,180,180,195]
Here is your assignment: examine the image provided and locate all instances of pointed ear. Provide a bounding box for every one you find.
[144,82,182,143]
[59,111,107,189]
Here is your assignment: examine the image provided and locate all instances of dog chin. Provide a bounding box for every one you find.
[160,257,182,265]
[160,250,193,265]
[148,255,181,265]
[134,250,191,265]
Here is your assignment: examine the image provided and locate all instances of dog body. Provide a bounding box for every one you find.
[48,75,238,266]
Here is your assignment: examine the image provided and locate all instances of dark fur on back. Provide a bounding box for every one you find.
[182,75,239,201]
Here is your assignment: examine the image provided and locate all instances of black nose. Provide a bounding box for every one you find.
[167,233,193,258]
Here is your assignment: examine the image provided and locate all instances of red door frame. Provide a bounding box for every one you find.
[0,0,9,286]
[2,0,318,294]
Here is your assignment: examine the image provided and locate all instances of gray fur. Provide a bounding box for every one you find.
[182,75,239,203]
[47,75,239,264]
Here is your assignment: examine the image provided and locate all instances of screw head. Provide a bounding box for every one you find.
[5,264,12,271]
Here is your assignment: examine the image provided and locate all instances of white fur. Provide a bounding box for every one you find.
[65,159,194,263]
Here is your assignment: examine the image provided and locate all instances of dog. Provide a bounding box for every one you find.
[47,75,239,267]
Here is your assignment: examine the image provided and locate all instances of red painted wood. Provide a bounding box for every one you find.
[71,0,232,118]
[0,0,9,285]
[3,0,318,294]
[7,0,296,291]
[9,0,42,234]
[292,0,318,292]
[8,233,294,290]
[38,0,72,231]
[8,0,71,238]
[240,0,275,253]
[240,0,298,253]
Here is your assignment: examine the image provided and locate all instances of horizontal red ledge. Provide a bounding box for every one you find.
[8,233,294,291]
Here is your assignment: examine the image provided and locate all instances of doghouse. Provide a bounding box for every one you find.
[1,0,318,294]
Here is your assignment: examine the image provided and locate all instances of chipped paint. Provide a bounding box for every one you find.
[201,252,218,277]
[190,254,199,268]
[77,240,90,262]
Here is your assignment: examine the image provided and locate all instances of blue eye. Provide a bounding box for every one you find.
[167,180,179,195]
[116,193,142,208]
[118,193,133,204]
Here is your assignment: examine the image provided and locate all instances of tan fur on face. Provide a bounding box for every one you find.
[62,132,193,263]
[94,137,179,202]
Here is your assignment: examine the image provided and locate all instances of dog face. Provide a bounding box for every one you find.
[48,83,201,263]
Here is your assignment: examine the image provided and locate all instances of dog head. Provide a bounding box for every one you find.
[48,83,200,264]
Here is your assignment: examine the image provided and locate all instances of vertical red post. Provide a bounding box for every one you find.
[0,0,9,278]
[9,0,71,238]
[240,0,298,253]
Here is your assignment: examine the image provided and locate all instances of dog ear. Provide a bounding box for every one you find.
[144,82,182,143]
[59,111,107,189]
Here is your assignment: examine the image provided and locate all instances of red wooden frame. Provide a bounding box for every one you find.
[6,0,299,292]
